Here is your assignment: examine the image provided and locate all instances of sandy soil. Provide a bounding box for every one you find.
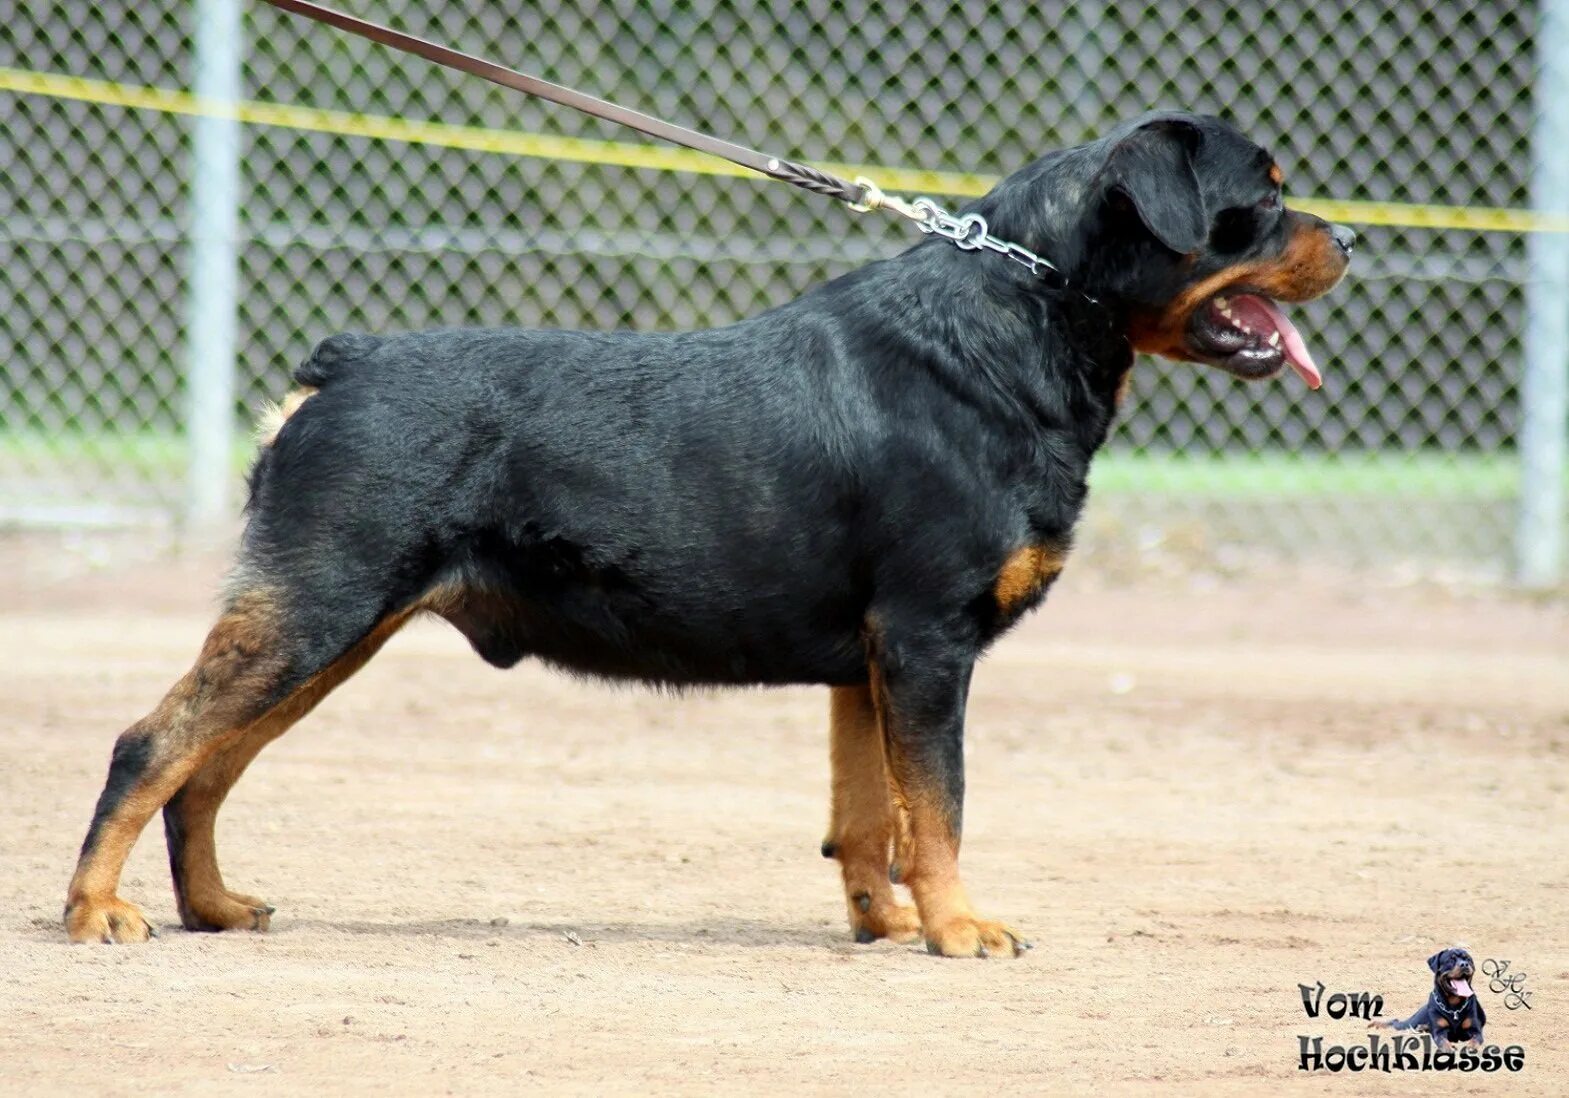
[1,535,1565,1095]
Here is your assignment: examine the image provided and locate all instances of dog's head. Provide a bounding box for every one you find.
[1428,946,1476,1001]
[976,111,1353,388]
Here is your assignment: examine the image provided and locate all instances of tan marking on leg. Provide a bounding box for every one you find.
[876,666,1026,959]
[892,781,1025,958]
[870,656,915,886]
[993,544,1068,614]
[166,607,416,932]
[66,733,239,943]
[824,684,920,944]
[67,591,416,943]
[67,593,286,934]
[254,385,318,447]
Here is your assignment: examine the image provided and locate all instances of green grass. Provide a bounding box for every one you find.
[0,431,1554,501]
[0,430,257,477]
[1085,451,1534,499]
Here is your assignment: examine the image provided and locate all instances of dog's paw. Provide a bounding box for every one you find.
[180,890,274,933]
[923,914,1029,958]
[64,895,156,944]
[848,895,921,944]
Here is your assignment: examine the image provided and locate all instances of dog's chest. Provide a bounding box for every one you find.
[992,543,1068,617]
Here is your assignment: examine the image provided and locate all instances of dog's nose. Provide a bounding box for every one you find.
[1331,224,1356,256]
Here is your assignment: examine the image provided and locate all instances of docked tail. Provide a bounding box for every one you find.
[254,332,384,447]
[247,331,386,506]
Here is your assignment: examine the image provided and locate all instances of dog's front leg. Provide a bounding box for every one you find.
[823,685,922,944]
[872,630,1027,958]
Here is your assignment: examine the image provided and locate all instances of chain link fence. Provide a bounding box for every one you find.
[3,2,1564,578]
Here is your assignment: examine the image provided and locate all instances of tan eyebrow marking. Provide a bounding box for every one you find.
[1268,163,1284,185]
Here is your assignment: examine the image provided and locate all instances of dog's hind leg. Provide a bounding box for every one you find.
[64,587,414,943]
[160,606,415,933]
[821,684,921,944]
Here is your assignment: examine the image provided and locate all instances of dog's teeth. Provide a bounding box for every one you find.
[1267,331,1281,347]
[1214,296,1229,308]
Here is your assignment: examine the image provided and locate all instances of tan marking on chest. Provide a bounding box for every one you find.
[994,544,1068,612]
[1115,367,1135,408]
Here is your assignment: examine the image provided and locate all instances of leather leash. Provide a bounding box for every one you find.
[260,0,1065,288]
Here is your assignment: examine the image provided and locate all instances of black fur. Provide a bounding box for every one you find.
[237,112,1351,891]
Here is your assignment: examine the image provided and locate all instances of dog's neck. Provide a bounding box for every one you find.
[906,240,1133,402]
[962,145,1104,275]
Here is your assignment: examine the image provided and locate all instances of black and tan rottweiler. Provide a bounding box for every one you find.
[65,111,1352,955]
[1372,947,1487,1048]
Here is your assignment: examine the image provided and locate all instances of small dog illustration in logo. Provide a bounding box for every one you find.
[1371,946,1486,1048]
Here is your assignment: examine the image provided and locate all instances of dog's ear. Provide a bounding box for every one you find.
[1102,118,1206,254]
[1426,950,1446,974]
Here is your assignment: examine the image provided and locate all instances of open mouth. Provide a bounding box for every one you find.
[1185,292,1322,389]
[1447,974,1475,998]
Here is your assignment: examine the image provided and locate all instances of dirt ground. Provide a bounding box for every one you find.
[0,533,1565,1095]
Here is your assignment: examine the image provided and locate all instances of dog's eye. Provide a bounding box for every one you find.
[1210,207,1258,252]
[1259,191,1282,212]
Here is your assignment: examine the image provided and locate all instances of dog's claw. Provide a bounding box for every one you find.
[66,896,154,944]
[178,890,274,933]
[923,915,1027,959]
[848,899,920,945]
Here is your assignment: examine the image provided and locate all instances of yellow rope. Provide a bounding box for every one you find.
[3,65,1562,234]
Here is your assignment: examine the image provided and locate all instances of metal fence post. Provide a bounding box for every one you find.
[1520,0,1569,587]
[185,0,243,528]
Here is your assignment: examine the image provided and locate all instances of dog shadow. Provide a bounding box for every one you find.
[273,915,847,950]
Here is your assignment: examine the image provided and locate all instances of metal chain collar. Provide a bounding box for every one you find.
[848,177,1068,291]
[908,198,1065,286]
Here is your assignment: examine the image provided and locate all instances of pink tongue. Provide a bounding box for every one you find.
[1230,294,1322,390]
[1451,978,1474,998]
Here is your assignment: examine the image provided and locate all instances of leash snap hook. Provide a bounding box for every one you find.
[845,176,883,213]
